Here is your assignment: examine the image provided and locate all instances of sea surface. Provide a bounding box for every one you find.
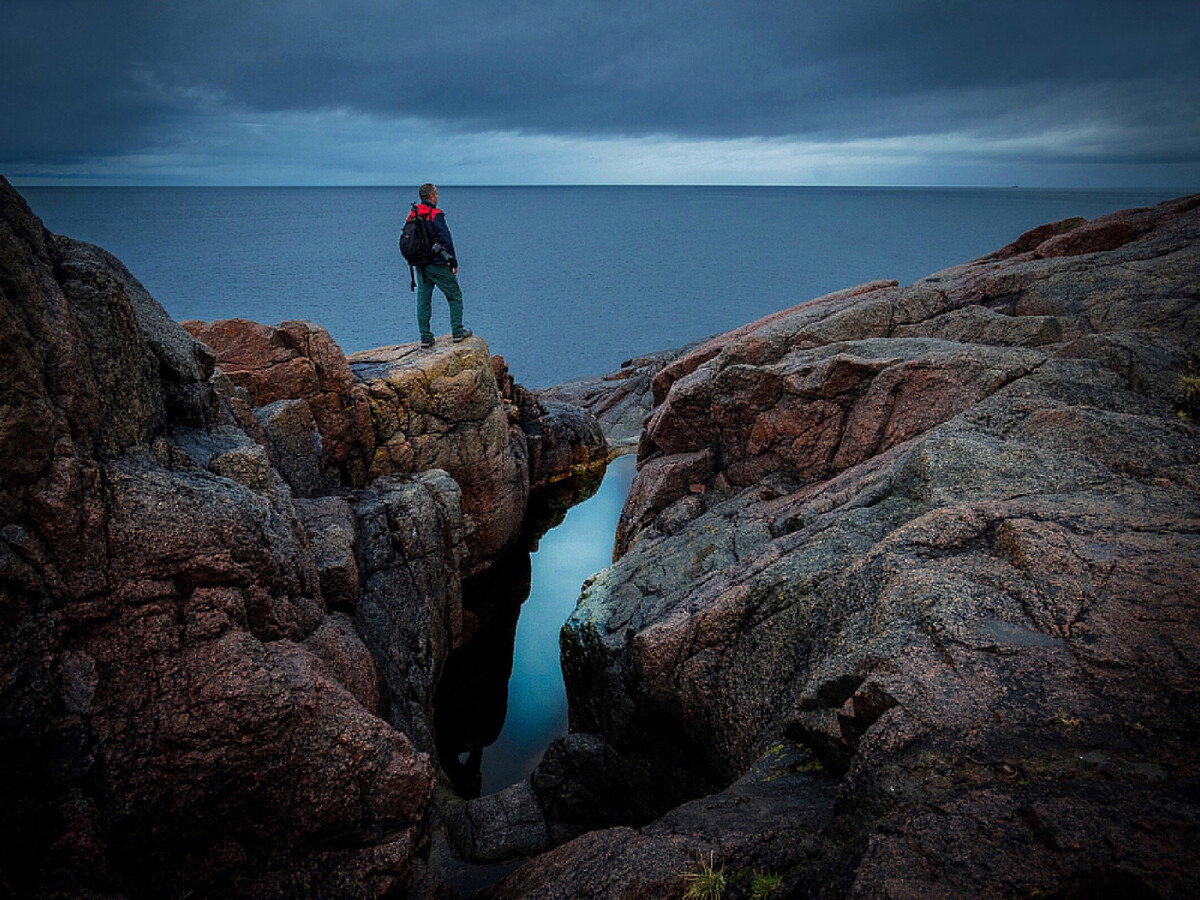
[20,185,1187,389]
[17,184,1189,796]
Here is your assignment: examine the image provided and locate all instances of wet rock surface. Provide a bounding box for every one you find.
[490,195,1200,898]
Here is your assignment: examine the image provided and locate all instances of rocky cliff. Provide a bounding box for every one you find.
[0,176,605,898]
[6,171,1200,898]
[488,195,1200,898]
[538,342,702,453]
[181,320,607,573]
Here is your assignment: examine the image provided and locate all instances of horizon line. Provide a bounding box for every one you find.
[10,181,1199,193]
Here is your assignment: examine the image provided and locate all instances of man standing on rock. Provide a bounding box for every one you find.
[408,183,471,348]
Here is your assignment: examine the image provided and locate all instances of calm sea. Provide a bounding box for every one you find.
[19,185,1187,389]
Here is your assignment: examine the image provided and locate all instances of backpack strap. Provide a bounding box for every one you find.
[406,202,425,291]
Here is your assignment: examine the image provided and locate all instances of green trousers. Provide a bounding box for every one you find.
[415,264,464,342]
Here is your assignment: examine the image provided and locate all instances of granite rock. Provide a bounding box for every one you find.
[539,344,704,452]
[186,323,608,577]
[495,353,610,488]
[519,195,1200,897]
[354,470,467,755]
[350,340,531,571]
[294,495,361,610]
[0,177,438,898]
[183,317,376,488]
[255,396,323,498]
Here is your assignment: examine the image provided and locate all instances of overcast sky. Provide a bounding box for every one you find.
[4,0,1199,186]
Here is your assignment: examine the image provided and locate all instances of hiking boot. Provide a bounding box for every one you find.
[421,336,435,348]
[452,328,473,343]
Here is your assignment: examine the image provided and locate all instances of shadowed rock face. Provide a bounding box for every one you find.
[488,196,1200,898]
[354,469,467,754]
[0,177,446,897]
[494,354,610,491]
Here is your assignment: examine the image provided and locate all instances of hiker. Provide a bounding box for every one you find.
[406,183,471,348]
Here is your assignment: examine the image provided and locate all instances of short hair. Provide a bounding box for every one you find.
[419,183,437,202]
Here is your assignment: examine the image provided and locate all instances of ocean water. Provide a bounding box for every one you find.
[20,185,1187,389]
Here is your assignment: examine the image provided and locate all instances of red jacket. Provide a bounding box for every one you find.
[406,202,457,267]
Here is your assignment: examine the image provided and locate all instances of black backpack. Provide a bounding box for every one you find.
[399,204,435,291]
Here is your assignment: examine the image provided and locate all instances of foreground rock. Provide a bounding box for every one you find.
[0,178,611,897]
[490,196,1200,897]
[0,177,447,897]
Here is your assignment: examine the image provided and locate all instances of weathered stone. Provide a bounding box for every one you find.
[529,731,712,850]
[538,344,702,452]
[1035,218,1137,257]
[188,324,607,577]
[993,215,1088,257]
[529,194,1200,897]
[10,173,1200,898]
[52,234,220,444]
[651,279,900,407]
[350,339,530,570]
[0,177,437,898]
[294,495,360,610]
[494,354,610,483]
[354,470,467,754]
[613,448,715,554]
[440,781,552,864]
[521,400,608,491]
[304,611,381,715]
[487,740,841,900]
[183,317,376,488]
[255,397,323,498]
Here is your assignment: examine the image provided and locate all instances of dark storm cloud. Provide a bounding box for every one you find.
[4,0,1199,169]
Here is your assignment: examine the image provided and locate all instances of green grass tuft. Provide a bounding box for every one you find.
[680,851,727,900]
[751,871,784,898]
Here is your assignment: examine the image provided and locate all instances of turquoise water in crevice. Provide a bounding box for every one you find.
[435,455,638,796]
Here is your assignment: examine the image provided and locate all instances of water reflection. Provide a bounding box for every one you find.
[434,455,637,797]
[433,549,531,797]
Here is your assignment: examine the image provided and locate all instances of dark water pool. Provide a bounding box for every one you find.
[435,454,637,796]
